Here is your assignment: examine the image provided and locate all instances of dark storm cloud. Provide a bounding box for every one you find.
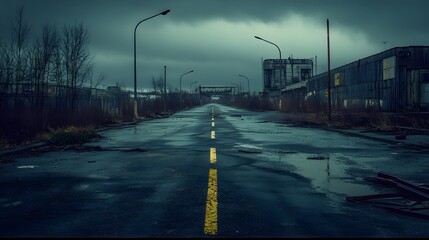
[164,0,429,45]
[3,0,428,44]
[1,0,429,91]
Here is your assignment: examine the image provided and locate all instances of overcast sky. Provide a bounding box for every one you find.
[1,0,429,93]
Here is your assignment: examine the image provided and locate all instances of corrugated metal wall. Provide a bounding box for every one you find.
[284,46,429,113]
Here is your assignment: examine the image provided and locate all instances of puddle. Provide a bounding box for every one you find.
[234,144,263,150]
[258,151,376,196]
[17,165,36,169]
[88,174,110,180]
[74,184,90,191]
[3,201,22,207]
[95,193,116,199]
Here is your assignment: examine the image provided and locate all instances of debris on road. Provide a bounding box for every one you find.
[238,149,262,154]
[117,147,147,152]
[278,151,298,154]
[307,155,330,160]
[347,172,429,219]
[395,134,407,140]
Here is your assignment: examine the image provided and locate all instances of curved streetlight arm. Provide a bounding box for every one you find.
[134,10,170,35]
[179,70,194,93]
[133,9,170,118]
[254,35,283,110]
[238,74,250,94]
[179,70,194,110]
[254,36,281,60]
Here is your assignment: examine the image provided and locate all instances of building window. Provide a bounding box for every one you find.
[383,56,395,80]
[301,69,311,81]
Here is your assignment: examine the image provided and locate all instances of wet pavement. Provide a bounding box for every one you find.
[0,103,428,237]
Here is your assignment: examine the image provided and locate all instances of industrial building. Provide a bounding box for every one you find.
[279,46,429,113]
[262,58,313,93]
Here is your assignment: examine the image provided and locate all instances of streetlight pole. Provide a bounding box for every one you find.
[254,36,283,111]
[133,9,170,119]
[238,74,250,95]
[179,70,194,110]
[190,81,198,93]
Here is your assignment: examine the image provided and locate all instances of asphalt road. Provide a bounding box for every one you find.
[1,103,428,237]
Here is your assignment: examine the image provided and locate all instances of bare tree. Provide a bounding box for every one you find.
[28,24,58,109]
[156,75,164,94]
[151,75,165,94]
[41,25,58,83]
[86,65,105,89]
[11,6,30,105]
[152,76,158,94]
[0,41,14,108]
[61,23,92,112]
[167,83,174,93]
[93,73,104,89]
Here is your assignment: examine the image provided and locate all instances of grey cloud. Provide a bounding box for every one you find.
[1,0,429,92]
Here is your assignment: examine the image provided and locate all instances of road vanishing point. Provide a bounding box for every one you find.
[1,104,429,237]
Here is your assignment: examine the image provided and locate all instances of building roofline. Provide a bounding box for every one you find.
[311,45,429,78]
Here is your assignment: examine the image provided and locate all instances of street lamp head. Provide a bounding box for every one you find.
[254,36,262,40]
[161,9,170,15]
[190,70,194,73]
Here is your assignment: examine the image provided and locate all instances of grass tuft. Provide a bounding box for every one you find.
[40,126,102,146]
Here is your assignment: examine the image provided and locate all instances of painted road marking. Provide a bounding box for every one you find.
[204,168,218,235]
[206,108,218,235]
[210,147,217,164]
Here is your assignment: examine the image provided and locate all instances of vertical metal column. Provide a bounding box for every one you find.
[327,18,331,122]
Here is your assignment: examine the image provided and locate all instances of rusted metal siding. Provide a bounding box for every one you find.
[286,46,429,113]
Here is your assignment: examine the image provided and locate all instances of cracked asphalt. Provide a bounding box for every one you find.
[0,103,428,237]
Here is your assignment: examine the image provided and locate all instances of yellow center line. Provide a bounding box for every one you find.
[204,168,218,235]
[210,147,217,164]
[206,108,218,235]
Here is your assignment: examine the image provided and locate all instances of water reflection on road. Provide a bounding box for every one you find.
[220,104,427,201]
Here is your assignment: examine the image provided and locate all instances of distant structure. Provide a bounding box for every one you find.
[107,86,121,92]
[262,58,313,93]
[278,46,429,112]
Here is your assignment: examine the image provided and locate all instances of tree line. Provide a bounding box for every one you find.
[0,7,262,146]
[0,7,102,112]
[0,7,106,144]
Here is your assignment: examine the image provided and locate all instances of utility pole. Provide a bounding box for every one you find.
[289,55,294,84]
[327,19,331,122]
[164,65,167,112]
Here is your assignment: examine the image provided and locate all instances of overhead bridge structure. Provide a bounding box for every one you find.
[198,85,237,96]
